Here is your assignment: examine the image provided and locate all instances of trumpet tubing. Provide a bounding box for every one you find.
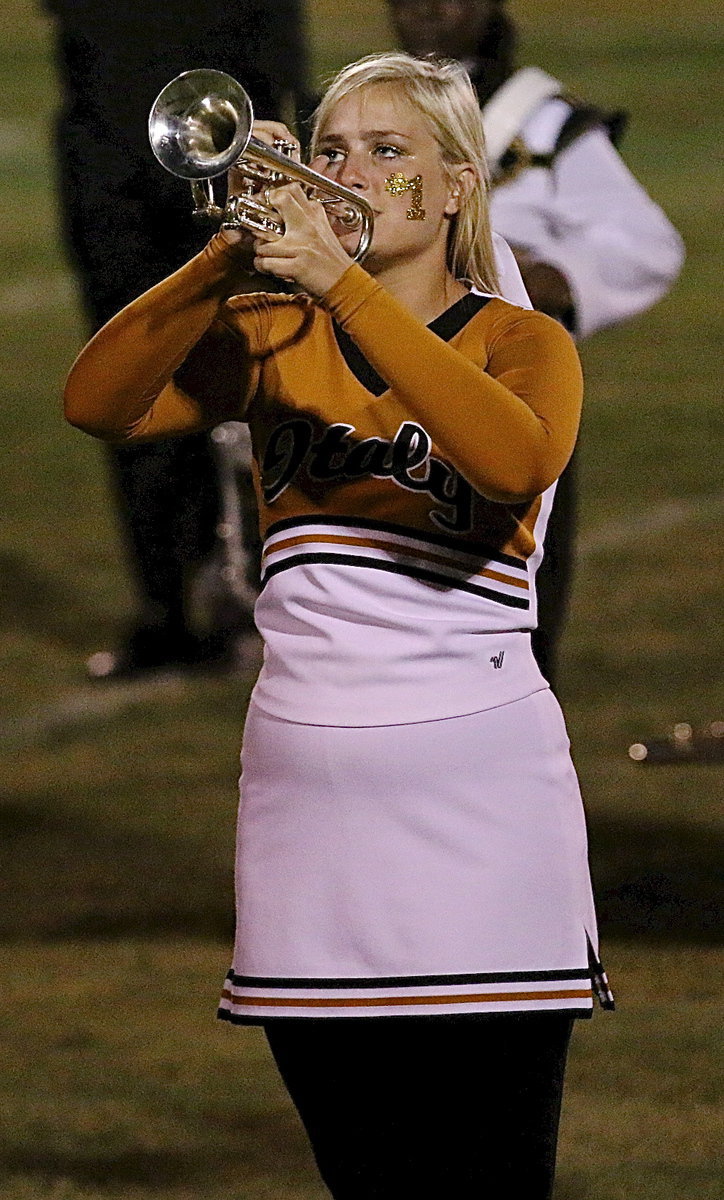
[148,69,373,261]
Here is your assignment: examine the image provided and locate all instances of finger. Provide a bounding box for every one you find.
[253,236,297,258]
[308,154,333,176]
[252,120,301,155]
[218,226,255,253]
[266,182,308,208]
[253,251,299,278]
[266,184,323,227]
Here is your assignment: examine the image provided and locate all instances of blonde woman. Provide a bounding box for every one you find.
[65,52,611,1200]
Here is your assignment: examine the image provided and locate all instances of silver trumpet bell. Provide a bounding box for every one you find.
[148,69,373,262]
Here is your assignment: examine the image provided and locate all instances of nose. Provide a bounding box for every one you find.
[334,152,370,192]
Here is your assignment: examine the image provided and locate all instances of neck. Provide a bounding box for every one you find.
[367,245,468,324]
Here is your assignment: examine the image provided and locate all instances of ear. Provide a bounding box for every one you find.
[444,164,477,216]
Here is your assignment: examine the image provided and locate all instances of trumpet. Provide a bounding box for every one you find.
[148,69,373,262]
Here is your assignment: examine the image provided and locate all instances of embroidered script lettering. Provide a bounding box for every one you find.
[262,419,473,532]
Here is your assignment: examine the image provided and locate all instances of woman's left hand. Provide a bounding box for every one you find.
[252,184,355,298]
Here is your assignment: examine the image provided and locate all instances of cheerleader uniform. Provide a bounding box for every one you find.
[180,255,608,1025]
[65,235,611,1020]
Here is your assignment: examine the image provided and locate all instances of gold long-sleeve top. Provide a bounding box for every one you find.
[65,234,583,724]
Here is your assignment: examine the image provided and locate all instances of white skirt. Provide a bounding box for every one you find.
[219,688,601,1022]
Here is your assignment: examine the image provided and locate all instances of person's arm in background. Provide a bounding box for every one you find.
[491,103,685,337]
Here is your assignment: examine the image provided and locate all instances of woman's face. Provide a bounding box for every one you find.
[311,84,465,273]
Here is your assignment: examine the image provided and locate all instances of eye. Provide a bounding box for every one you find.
[319,147,345,164]
[374,143,404,158]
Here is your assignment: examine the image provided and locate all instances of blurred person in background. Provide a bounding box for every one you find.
[387,0,685,686]
[45,0,308,678]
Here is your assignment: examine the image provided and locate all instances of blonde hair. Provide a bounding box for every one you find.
[310,52,499,294]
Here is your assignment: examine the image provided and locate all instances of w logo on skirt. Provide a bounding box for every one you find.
[490,651,505,669]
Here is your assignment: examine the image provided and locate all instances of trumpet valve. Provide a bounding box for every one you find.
[223,193,283,236]
[273,139,298,158]
[316,196,360,229]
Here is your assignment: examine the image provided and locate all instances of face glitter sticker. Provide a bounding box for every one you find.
[384,172,426,220]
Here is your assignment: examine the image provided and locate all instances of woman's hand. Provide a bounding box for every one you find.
[217,119,353,297]
[218,119,302,260]
[252,183,354,297]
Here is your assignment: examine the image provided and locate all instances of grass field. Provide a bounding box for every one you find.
[0,0,722,1196]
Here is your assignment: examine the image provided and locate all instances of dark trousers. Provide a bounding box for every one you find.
[265,1013,573,1199]
[52,13,306,643]
[54,111,225,639]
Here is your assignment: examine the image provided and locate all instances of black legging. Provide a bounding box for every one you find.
[265,1012,573,1199]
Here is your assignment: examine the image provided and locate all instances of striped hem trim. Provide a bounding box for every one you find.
[218,969,593,1019]
[261,520,530,609]
[219,1007,594,1025]
[265,514,526,568]
[225,967,590,988]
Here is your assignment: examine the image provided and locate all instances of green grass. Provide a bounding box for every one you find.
[0,941,721,1199]
[1,0,722,1196]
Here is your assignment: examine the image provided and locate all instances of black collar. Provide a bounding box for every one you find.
[333,291,493,397]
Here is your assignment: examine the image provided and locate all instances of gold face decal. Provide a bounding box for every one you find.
[384,172,426,220]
